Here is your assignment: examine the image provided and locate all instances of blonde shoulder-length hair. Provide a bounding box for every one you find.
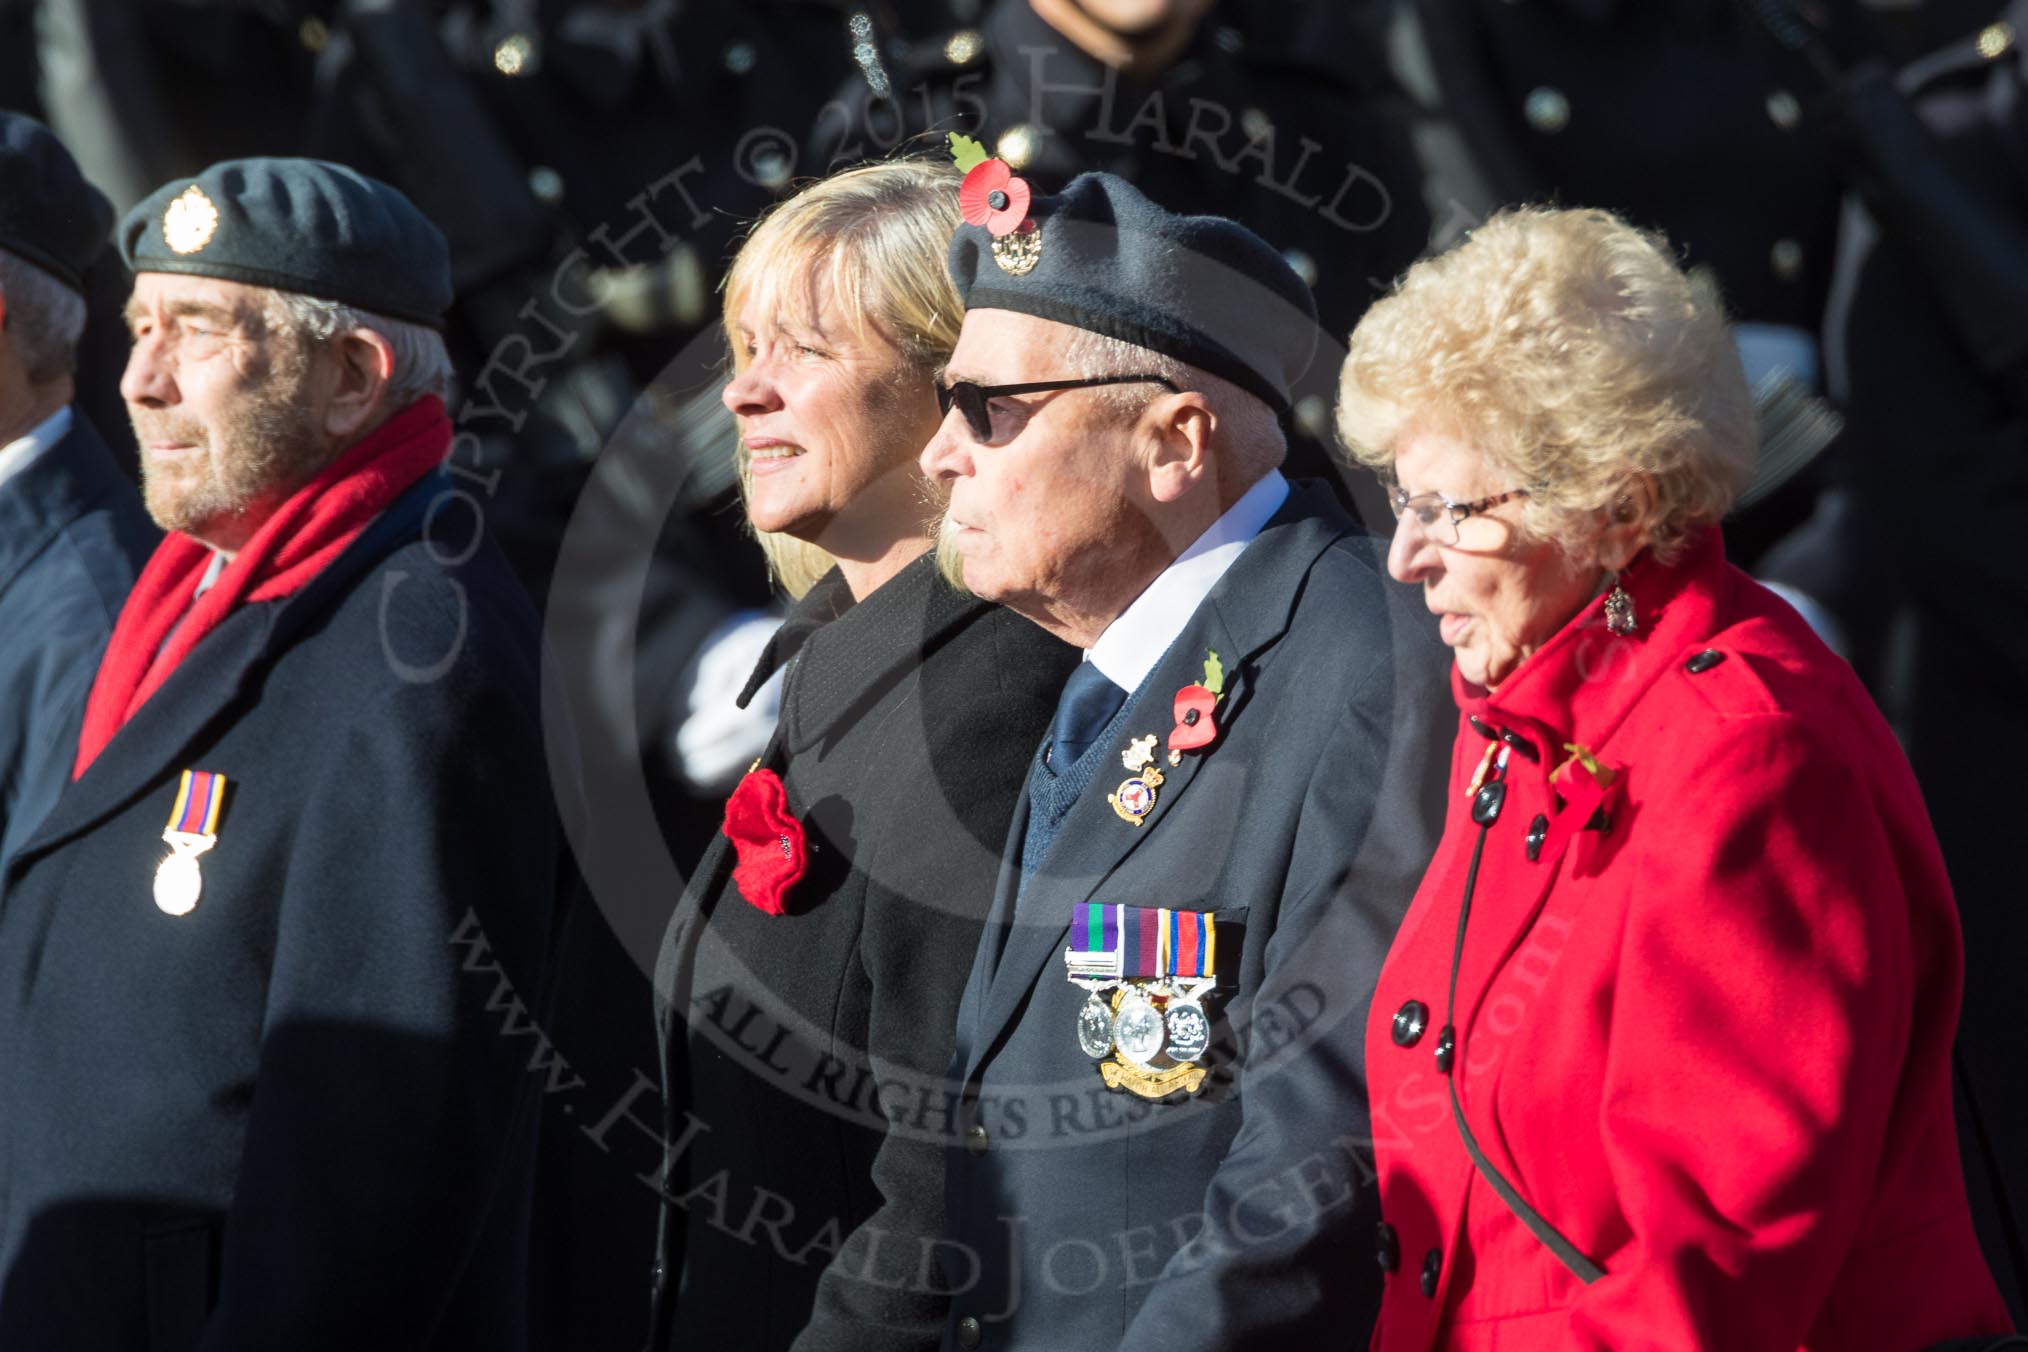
[1336,205,1756,565]
[722,157,964,598]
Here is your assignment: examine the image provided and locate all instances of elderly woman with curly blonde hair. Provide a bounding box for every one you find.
[1341,206,2012,1350]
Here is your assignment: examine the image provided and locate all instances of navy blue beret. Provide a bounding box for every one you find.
[0,111,113,295]
[118,158,452,328]
[947,171,1320,416]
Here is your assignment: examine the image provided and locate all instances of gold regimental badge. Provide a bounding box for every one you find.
[163,186,219,255]
[991,223,1041,276]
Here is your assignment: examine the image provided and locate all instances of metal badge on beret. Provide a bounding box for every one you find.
[163,186,219,255]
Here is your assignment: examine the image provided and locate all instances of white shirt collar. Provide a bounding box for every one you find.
[1086,469,1289,694]
[0,406,74,495]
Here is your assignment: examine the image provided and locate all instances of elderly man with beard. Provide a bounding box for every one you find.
[921,170,1447,1351]
[0,159,565,1350]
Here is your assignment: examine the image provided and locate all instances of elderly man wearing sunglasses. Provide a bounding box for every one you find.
[919,170,1449,1352]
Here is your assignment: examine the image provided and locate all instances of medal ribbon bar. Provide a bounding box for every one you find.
[169,769,227,838]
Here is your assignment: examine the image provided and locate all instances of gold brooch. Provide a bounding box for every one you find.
[163,185,219,255]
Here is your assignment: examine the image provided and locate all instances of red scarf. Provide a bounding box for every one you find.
[74,396,451,776]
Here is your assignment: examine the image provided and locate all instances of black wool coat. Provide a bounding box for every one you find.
[0,410,156,871]
[0,470,567,1350]
[940,485,1451,1352]
[650,553,1078,1352]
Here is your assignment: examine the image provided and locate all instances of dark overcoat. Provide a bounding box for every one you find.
[0,410,155,871]
[650,553,1078,1352]
[940,486,1451,1351]
[0,470,566,1350]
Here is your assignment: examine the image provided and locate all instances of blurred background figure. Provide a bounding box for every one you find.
[0,111,153,875]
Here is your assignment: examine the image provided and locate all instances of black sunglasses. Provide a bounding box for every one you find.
[935,373,1181,442]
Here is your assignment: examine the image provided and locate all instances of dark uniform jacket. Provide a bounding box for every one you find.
[941,485,1449,1351]
[0,410,154,873]
[651,554,1078,1352]
[0,471,565,1350]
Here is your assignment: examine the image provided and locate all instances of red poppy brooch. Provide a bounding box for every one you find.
[950,133,1041,275]
[721,767,807,916]
[1166,650,1227,766]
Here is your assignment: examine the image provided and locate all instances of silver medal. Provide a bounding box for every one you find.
[1164,999,1210,1063]
[1112,987,1166,1066]
[1076,992,1116,1059]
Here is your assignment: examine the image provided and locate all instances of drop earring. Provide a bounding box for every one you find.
[1603,574,1637,636]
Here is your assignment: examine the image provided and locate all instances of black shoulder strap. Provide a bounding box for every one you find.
[1444,756,1607,1285]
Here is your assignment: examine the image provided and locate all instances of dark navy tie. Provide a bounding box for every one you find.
[1047,662,1126,770]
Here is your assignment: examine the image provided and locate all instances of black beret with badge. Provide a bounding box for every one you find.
[0,111,114,296]
[945,137,1321,418]
[117,158,453,329]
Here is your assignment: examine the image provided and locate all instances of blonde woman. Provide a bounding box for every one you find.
[1342,206,2010,1349]
[647,159,1076,1352]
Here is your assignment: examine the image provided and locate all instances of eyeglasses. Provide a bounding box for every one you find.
[935,373,1181,442]
[1388,485,1530,545]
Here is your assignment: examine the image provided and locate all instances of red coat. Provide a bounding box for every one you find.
[1366,530,2010,1351]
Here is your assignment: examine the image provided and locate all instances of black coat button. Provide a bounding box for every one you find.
[957,1315,983,1348]
[1471,781,1505,826]
[1467,715,1499,741]
[1391,1000,1429,1047]
[1376,1221,1401,1272]
[966,1124,989,1157]
[1435,1025,1455,1074]
[1420,1247,1442,1297]
[1525,813,1549,862]
[1499,728,1539,761]
[1687,648,1725,673]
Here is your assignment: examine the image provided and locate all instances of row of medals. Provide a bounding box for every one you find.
[1073,974,1214,1068]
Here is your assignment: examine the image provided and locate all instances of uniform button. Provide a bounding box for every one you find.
[1771,238,1804,282]
[1282,248,1319,288]
[299,16,329,51]
[528,166,565,205]
[1435,1025,1456,1074]
[1420,1247,1442,1297]
[1214,25,1244,53]
[723,41,757,75]
[1978,22,2014,59]
[1524,87,1570,134]
[493,32,537,77]
[1765,89,1801,131]
[966,1124,990,1157]
[1242,107,1275,144]
[1391,1000,1429,1048]
[1686,648,1726,674]
[945,29,985,64]
[996,124,1039,171]
[1294,395,1330,443]
[957,1315,983,1348]
[1377,1221,1401,1272]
